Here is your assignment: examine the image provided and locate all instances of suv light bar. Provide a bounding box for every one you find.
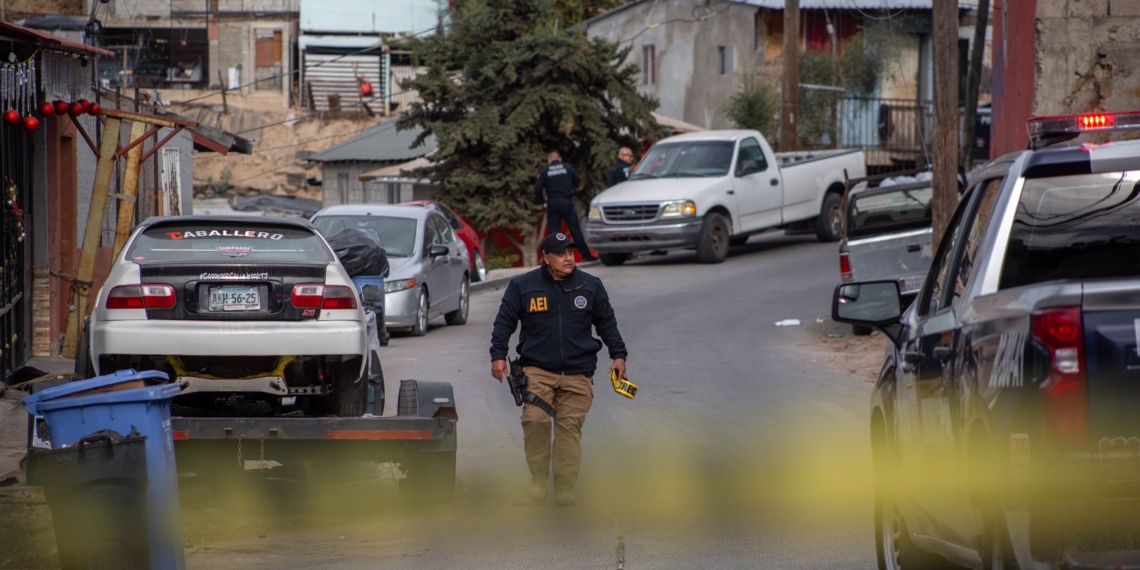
[1027,111,1140,141]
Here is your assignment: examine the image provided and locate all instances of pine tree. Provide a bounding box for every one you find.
[398,0,661,265]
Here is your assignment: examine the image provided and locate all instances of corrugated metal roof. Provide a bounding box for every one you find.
[737,0,977,8]
[308,117,435,163]
[0,20,113,57]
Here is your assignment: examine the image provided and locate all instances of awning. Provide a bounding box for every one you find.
[0,20,113,57]
[652,112,706,134]
[155,109,253,155]
[359,157,431,182]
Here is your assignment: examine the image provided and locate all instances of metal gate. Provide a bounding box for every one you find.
[0,114,32,382]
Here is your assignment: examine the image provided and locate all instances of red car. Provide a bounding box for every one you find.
[402,200,488,282]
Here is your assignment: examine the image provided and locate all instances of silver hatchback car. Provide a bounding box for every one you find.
[311,204,470,336]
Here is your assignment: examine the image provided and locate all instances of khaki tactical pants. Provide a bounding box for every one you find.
[521,366,594,489]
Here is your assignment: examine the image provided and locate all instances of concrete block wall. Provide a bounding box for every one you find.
[1033,0,1140,117]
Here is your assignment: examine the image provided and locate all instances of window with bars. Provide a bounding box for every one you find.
[642,45,656,85]
[718,46,734,75]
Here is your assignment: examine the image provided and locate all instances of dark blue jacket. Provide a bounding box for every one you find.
[606,160,632,187]
[533,161,580,204]
[490,267,627,375]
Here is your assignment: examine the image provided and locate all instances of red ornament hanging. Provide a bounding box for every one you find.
[78,99,92,113]
[3,109,21,127]
[88,103,101,116]
[68,102,84,118]
[53,100,68,116]
[21,116,39,133]
[38,101,55,117]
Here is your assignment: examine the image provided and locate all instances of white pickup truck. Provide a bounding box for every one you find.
[585,130,867,265]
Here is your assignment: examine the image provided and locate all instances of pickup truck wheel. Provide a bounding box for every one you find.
[445,279,469,325]
[696,213,730,263]
[599,253,630,266]
[400,449,457,504]
[410,288,429,337]
[876,434,956,569]
[816,192,844,242]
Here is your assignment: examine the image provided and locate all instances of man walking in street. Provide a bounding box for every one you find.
[534,151,597,262]
[606,147,635,188]
[490,232,628,506]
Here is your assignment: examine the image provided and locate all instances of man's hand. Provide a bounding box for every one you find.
[608,358,627,381]
[492,359,508,383]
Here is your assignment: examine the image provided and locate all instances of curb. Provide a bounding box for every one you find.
[470,261,600,296]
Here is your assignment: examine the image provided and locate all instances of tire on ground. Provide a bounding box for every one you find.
[410,288,429,337]
[696,212,730,264]
[316,359,368,417]
[445,279,469,326]
[815,191,843,242]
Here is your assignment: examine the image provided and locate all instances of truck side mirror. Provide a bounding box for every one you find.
[832,281,902,327]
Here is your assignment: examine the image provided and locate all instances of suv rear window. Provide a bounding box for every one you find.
[847,184,932,238]
[1000,171,1140,289]
[127,223,334,262]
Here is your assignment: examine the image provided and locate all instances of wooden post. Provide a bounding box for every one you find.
[62,117,123,359]
[932,0,960,251]
[218,70,228,115]
[112,120,148,259]
[780,0,800,152]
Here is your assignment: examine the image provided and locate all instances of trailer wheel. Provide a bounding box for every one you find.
[400,449,457,504]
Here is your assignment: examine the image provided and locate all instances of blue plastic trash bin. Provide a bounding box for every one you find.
[22,369,185,570]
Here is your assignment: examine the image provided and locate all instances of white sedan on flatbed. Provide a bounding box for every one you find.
[78,215,379,417]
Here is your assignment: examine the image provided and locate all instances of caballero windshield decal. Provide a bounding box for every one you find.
[200,272,270,280]
[167,230,285,240]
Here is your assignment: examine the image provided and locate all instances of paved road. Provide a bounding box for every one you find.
[186,233,878,569]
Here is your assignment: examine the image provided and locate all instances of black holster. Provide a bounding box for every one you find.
[507,358,557,418]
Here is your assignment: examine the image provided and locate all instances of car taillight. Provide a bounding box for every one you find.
[106,284,176,310]
[1031,307,1088,450]
[839,243,853,282]
[291,284,325,308]
[290,284,357,310]
[321,286,357,310]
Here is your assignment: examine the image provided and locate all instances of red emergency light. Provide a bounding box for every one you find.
[1027,110,1140,141]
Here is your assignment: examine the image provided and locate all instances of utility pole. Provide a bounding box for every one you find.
[961,0,991,171]
[780,0,800,151]
[931,0,959,250]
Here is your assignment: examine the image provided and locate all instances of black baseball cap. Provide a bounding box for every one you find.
[541,232,576,254]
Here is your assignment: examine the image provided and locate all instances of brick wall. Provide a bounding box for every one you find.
[31,266,51,357]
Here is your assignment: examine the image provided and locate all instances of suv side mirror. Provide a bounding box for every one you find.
[832,281,902,327]
[361,284,384,304]
[430,244,449,258]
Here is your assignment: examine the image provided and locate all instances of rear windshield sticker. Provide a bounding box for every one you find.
[217,246,252,258]
[167,230,285,240]
[200,272,269,280]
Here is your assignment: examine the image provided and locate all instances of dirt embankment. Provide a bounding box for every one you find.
[800,318,887,383]
[160,91,387,200]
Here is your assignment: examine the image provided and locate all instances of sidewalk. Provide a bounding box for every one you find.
[470,260,599,295]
